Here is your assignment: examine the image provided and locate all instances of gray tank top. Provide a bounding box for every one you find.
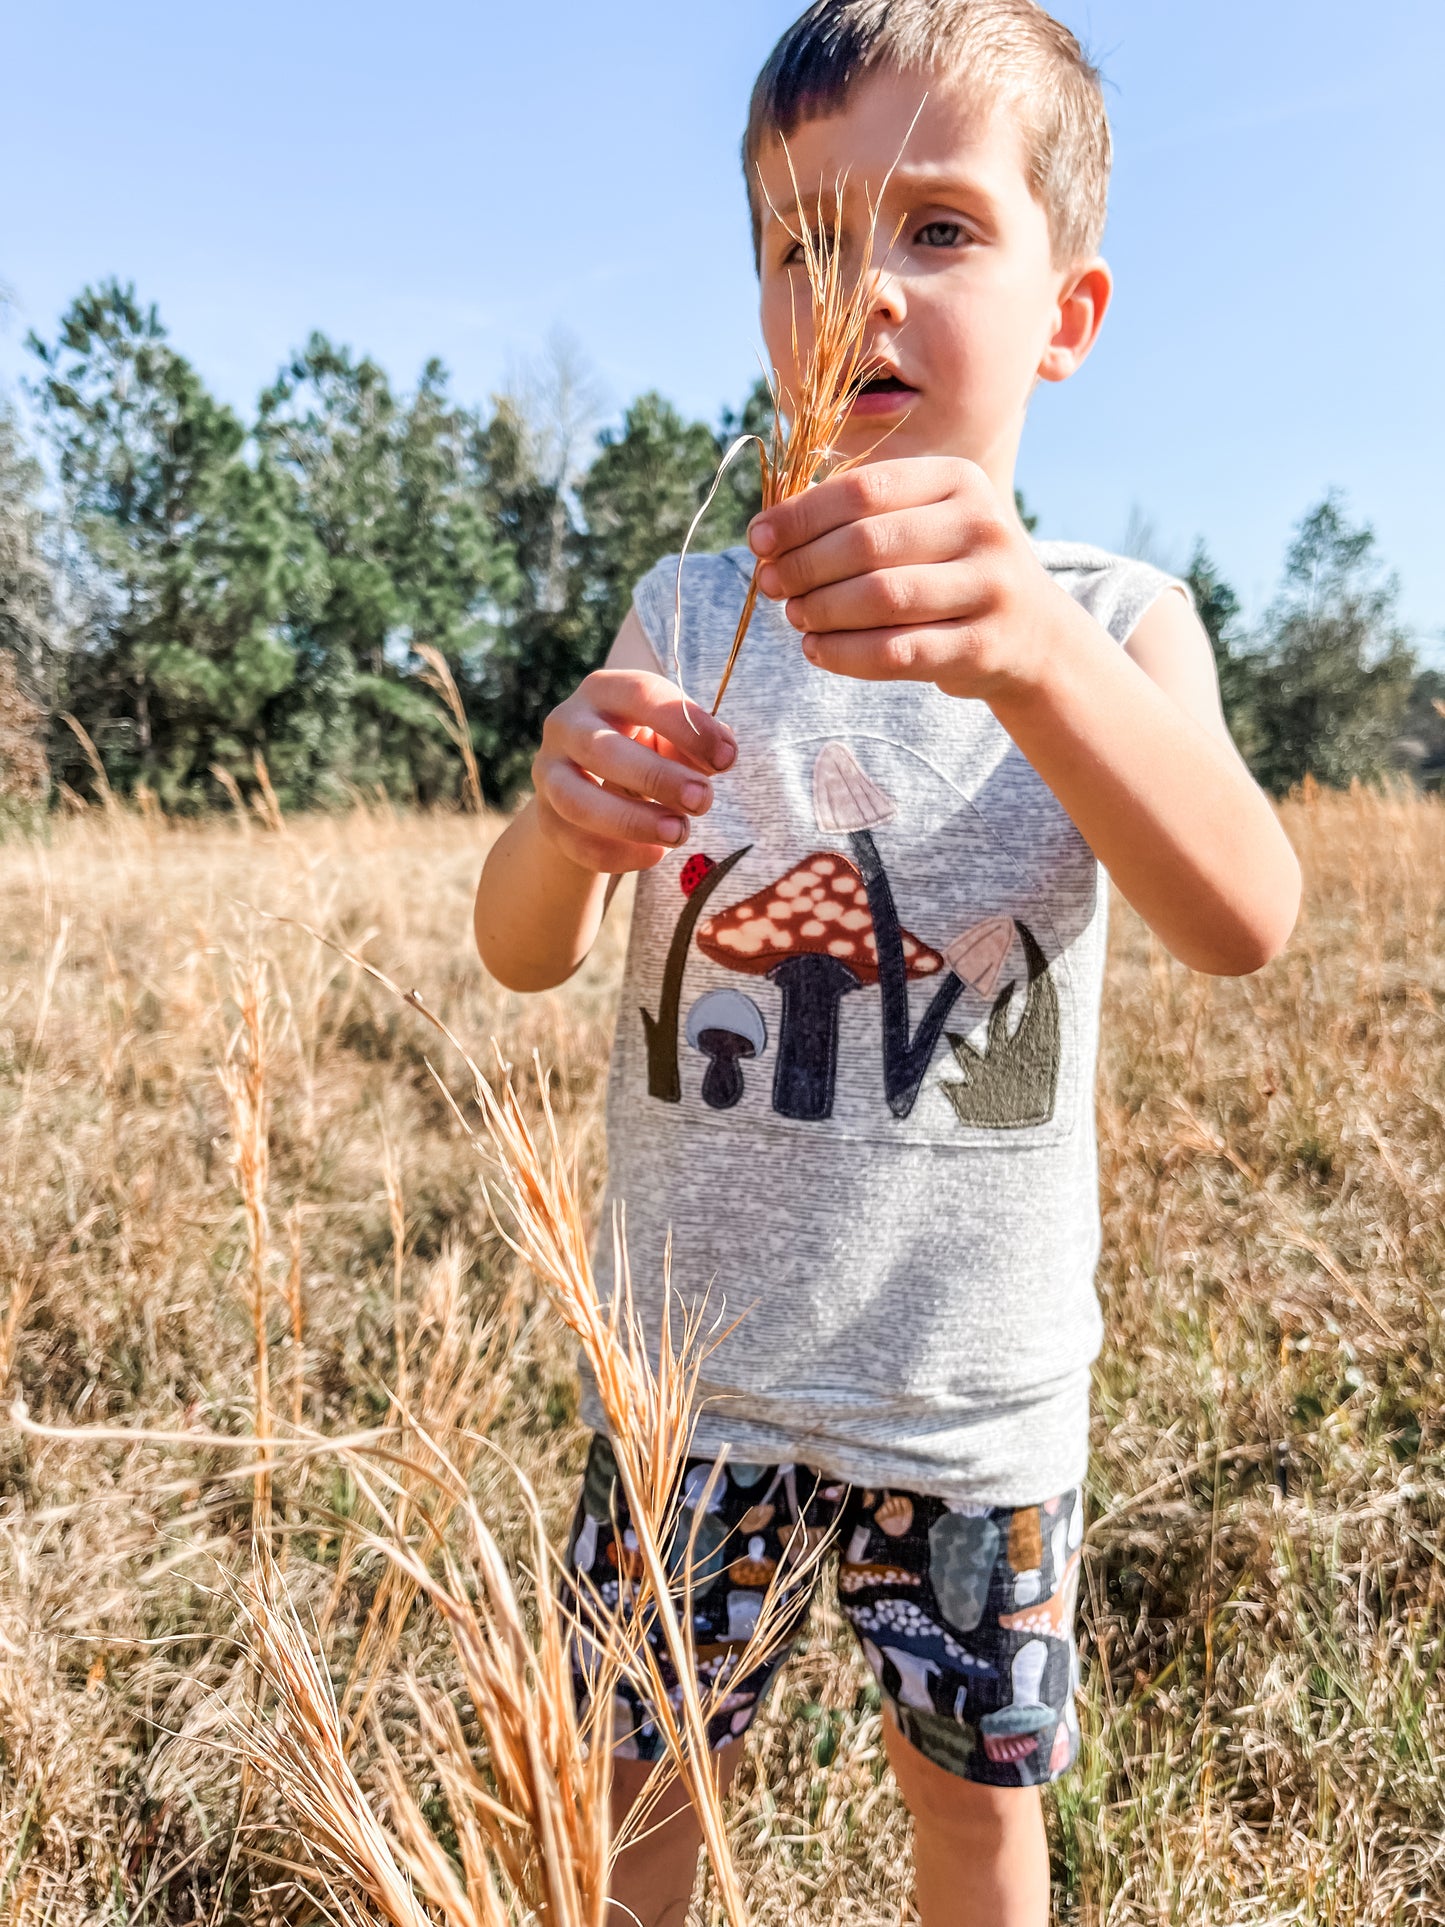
[581,541,1183,1503]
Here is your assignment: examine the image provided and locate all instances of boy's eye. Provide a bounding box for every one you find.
[915,219,966,249]
[783,231,836,267]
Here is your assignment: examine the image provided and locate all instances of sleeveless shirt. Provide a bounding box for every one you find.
[580,541,1183,1504]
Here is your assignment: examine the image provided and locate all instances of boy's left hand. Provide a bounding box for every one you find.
[749,457,1066,704]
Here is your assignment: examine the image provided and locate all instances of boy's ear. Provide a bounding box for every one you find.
[1038,259,1113,385]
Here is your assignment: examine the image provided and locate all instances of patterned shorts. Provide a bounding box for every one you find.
[563,1434,1084,1789]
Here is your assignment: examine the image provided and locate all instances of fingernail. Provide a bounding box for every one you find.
[712,738,737,770]
[802,634,820,664]
[681,780,710,812]
[659,816,687,845]
[749,517,776,556]
[757,563,781,598]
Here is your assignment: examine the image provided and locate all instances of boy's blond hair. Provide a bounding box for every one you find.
[744,0,1112,267]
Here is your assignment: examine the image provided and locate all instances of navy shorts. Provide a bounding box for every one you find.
[563,1433,1083,1788]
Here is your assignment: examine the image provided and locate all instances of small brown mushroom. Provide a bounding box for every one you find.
[684,988,767,1109]
[698,853,941,1120]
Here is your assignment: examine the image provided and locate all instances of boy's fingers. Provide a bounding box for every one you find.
[756,500,975,601]
[550,717,714,817]
[801,623,967,684]
[544,757,691,852]
[749,458,961,558]
[783,564,976,636]
[536,796,669,875]
[585,670,737,773]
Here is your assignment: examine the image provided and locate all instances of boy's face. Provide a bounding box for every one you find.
[754,68,1108,485]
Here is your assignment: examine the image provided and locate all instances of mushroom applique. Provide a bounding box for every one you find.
[684,988,767,1110]
[696,853,944,1121]
[941,921,1061,1130]
[815,741,1022,1119]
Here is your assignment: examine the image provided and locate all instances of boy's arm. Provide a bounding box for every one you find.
[985,586,1300,973]
[750,459,1300,976]
[474,611,737,992]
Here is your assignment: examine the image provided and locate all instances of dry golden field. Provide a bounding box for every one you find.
[2,786,1443,1925]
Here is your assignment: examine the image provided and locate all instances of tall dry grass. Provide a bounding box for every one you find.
[1,783,1443,1924]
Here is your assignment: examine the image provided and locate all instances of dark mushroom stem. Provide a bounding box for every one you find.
[697,1029,755,1109]
[766,953,861,1121]
[850,830,967,1119]
[641,844,751,1102]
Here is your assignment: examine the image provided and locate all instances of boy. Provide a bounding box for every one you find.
[474,2,1300,1921]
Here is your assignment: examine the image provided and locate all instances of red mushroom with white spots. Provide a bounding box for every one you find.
[696,852,944,1120]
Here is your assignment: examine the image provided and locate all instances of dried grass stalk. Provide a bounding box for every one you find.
[210,760,251,830]
[249,914,834,1924]
[678,133,914,715]
[59,711,121,818]
[251,752,286,834]
[417,643,485,815]
[333,1252,526,1749]
[244,1436,617,1927]
[217,960,275,1533]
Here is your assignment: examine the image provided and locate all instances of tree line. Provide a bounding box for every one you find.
[0,279,1434,816]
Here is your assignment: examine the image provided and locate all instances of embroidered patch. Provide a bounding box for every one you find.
[684,988,766,1109]
[940,922,1061,1130]
[767,951,861,1120]
[813,740,898,834]
[640,844,750,1102]
[697,850,942,1122]
[806,745,973,1121]
[849,826,969,1118]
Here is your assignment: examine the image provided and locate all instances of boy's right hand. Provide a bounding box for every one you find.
[532,669,737,875]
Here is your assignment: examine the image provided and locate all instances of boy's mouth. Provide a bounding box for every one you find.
[850,370,919,417]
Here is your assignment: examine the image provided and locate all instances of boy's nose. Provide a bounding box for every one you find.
[868,266,907,326]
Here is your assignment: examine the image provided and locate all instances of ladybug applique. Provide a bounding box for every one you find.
[680,852,717,896]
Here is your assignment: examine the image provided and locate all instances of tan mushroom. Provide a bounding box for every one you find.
[697,853,943,1120]
[943,916,1016,999]
[813,740,898,834]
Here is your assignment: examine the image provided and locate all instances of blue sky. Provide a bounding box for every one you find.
[3,0,1440,635]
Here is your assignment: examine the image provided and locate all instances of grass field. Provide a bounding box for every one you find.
[2,786,1443,1925]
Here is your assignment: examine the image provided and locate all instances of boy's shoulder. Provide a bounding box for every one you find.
[1031,540,1189,649]
[629,546,754,660]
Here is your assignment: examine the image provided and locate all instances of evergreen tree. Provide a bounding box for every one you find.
[1184,540,1259,761]
[1397,666,1445,789]
[1247,494,1414,794]
[469,381,773,800]
[0,406,52,808]
[467,396,599,800]
[0,402,53,699]
[579,391,743,646]
[28,282,314,804]
[256,338,513,802]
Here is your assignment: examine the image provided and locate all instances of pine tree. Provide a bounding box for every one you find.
[0,405,50,811]
[256,338,513,802]
[1248,495,1414,793]
[28,282,314,804]
[1184,541,1259,762]
[0,403,52,678]
[579,392,742,647]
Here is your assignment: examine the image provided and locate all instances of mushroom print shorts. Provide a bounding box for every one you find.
[562,1433,1085,1788]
